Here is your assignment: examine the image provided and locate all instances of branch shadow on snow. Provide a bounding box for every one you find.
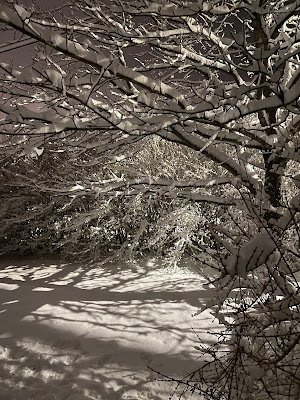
[0,255,219,399]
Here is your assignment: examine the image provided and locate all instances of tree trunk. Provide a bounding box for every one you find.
[263,152,287,222]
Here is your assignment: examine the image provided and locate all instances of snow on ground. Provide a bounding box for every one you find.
[0,256,220,399]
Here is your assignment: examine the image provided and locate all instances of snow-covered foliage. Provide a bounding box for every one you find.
[0,137,220,265]
[0,0,299,208]
[0,0,300,398]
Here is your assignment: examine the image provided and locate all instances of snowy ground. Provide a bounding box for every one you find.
[0,256,220,400]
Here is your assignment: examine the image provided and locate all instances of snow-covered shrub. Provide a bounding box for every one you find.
[169,195,300,399]
[0,137,222,261]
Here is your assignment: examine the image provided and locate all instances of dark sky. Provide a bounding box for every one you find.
[20,0,69,11]
[0,0,70,65]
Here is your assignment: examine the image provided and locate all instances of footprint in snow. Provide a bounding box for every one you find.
[140,353,152,365]
[97,353,112,366]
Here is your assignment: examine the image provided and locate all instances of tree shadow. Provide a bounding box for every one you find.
[0,255,220,399]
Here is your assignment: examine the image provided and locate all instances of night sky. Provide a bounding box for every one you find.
[0,0,71,65]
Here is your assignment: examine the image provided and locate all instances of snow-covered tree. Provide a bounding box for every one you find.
[0,0,300,398]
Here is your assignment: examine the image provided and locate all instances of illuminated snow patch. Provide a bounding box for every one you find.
[32,287,54,292]
[0,283,19,290]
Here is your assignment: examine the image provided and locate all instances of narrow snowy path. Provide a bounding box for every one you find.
[0,256,219,399]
